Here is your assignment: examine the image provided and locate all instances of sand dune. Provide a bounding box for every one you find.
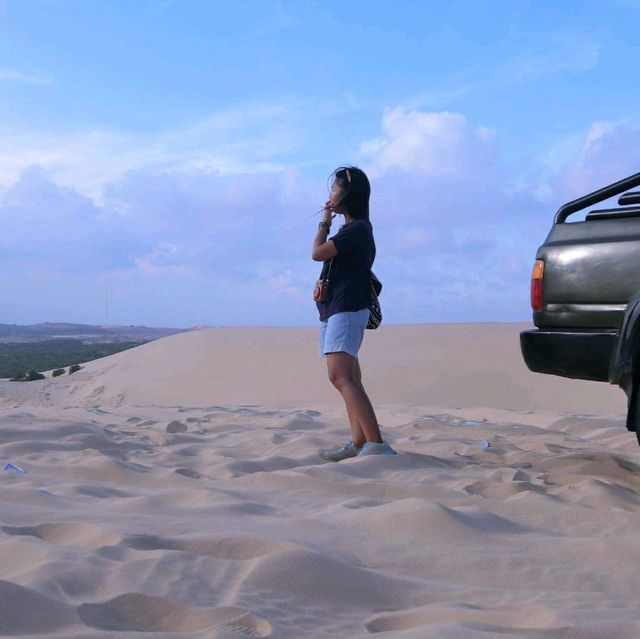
[1,324,640,638]
[1,324,624,413]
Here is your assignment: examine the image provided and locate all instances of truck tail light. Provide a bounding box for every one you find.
[531,259,544,311]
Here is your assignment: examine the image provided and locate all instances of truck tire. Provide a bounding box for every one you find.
[626,350,640,445]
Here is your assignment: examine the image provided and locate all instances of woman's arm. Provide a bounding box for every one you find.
[311,202,338,261]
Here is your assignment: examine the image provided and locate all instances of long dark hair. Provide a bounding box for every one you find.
[331,166,371,222]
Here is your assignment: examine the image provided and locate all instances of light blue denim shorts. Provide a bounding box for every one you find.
[319,308,370,358]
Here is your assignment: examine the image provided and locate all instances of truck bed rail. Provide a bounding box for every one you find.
[555,172,640,224]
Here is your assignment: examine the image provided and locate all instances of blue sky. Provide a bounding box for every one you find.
[2,0,640,327]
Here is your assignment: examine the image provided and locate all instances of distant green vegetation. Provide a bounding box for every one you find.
[12,370,46,382]
[0,339,146,380]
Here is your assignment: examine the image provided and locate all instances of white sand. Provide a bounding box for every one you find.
[1,324,639,638]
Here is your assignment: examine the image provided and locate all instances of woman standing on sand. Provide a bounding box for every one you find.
[312,166,396,460]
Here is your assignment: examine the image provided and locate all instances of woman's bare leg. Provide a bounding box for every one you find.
[327,352,382,445]
[343,357,365,447]
[352,357,362,387]
[352,357,379,431]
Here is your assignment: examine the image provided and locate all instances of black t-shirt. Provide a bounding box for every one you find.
[316,219,376,321]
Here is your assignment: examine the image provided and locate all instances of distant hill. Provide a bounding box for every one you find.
[0,322,193,343]
[0,322,200,378]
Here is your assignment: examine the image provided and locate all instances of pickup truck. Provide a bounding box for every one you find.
[520,171,640,444]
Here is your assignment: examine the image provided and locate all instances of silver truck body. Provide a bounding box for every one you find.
[521,172,640,442]
[535,218,640,329]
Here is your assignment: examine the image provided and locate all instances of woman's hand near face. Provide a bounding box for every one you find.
[322,200,335,225]
[312,200,338,261]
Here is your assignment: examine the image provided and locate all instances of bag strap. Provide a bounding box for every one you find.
[371,271,382,296]
[323,258,334,280]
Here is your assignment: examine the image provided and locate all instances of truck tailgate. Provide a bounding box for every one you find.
[535,217,640,328]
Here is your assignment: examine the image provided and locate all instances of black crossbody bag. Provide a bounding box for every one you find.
[367,272,382,329]
[313,259,333,302]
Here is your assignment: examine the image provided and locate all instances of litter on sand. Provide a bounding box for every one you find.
[3,462,25,474]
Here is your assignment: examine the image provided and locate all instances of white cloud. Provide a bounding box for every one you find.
[130,242,198,276]
[390,227,432,252]
[362,108,498,179]
[354,107,533,322]
[553,120,640,203]
[0,161,327,325]
[0,99,311,200]
[498,32,600,80]
[0,68,53,84]
[411,30,600,109]
[7,104,639,326]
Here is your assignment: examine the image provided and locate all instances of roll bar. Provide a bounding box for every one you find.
[554,171,640,224]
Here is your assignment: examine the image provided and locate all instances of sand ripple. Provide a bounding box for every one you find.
[78,594,272,635]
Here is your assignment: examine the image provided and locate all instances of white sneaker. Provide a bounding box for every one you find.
[319,441,361,462]
[357,441,397,456]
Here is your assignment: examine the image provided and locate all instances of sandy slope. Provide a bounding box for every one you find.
[1,324,639,638]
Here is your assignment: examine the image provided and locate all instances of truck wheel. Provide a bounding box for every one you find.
[627,370,640,446]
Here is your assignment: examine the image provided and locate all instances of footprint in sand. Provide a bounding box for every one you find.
[365,602,561,634]
[463,479,546,500]
[175,467,202,479]
[0,580,77,635]
[89,407,111,415]
[167,420,188,433]
[341,497,387,509]
[81,385,105,407]
[1,522,119,548]
[121,533,287,560]
[104,426,138,437]
[74,484,134,499]
[77,593,272,635]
